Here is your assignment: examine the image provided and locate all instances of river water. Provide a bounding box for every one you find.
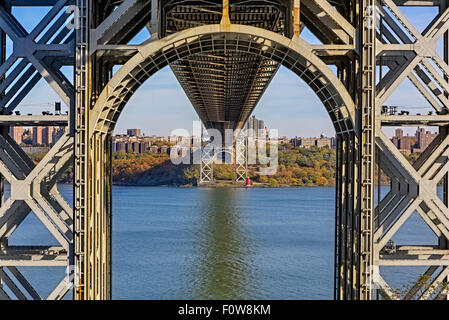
[6,185,438,299]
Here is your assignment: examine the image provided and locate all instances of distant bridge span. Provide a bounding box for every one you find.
[0,0,447,301]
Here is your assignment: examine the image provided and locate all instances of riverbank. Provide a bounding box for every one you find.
[110,145,340,187]
[29,144,396,187]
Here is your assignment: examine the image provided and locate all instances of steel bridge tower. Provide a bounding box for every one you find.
[0,0,447,300]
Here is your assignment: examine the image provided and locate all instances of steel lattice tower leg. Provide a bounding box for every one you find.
[200,126,214,185]
[359,0,377,300]
[74,0,90,300]
[235,129,248,183]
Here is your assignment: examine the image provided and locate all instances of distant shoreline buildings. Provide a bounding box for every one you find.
[111,122,337,155]
[8,102,66,153]
[110,126,440,156]
[9,125,65,148]
[7,113,343,155]
[391,128,437,155]
[290,133,336,149]
[112,131,172,154]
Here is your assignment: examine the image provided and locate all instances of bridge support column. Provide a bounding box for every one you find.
[1,0,448,301]
[359,0,377,300]
[334,132,361,300]
[234,129,248,184]
[199,127,214,185]
[334,0,376,300]
[74,0,113,300]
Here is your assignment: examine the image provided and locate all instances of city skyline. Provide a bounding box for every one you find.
[112,116,337,140]
[111,127,337,156]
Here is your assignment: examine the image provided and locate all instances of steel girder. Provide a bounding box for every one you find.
[374,0,449,300]
[0,0,74,300]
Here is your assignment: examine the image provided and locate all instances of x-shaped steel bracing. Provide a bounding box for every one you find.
[375,1,449,299]
[0,1,74,300]
[0,133,73,299]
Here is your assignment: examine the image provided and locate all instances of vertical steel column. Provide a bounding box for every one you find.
[234,129,248,183]
[359,0,376,300]
[88,132,111,299]
[200,126,214,184]
[293,0,300,37]
[335,131,359,300]
[74,0,90,300]
[74,0,112,299]
[441,0,449,297]
[0,0,8,295]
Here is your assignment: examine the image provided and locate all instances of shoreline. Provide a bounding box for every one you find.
[110,181,391,188]
[11,181,391,188]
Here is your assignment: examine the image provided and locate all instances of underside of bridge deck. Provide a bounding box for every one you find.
[163,0,287,132]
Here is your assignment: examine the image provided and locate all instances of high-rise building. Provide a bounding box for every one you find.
[32,126,44,146]
[391,128,414,155]
[247,115,267,138]
[9,126,24,145]
[127,129,142,137]
[413,127,438,153]
[316,137,332,148]
[116,142,126,152]
[139,141,149,153]
[131,141,140,153]
[391,127,437,154]
[52,127,65,144]
[42,126,55,146]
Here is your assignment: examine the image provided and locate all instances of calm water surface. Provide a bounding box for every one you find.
[6,185,437,299]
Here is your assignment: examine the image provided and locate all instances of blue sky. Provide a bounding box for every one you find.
[6,5,441,137]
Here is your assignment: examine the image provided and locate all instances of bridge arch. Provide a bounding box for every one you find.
[80,23,359,300]
[90,24,355,136]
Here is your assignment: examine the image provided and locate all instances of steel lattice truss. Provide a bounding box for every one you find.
[0,0,447,300]
[235,129,247,182]
[200,126,214,184]
[0,0,74,300]
[374,0,449,299]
